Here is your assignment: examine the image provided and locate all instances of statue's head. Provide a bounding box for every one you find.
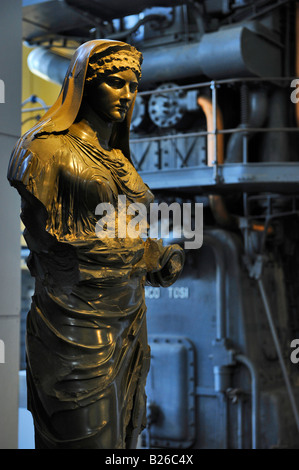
[25,40,143,161]
[83,45,143,123]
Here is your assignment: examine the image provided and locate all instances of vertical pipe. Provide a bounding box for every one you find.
[242,135,248,164]
[240,83,249,165]
[257,278,299,432]
[220,393,229,449]
[236,354,259,449]
[211,81,218,182]
[197,93,224,166]
[237,398,244,449]
[204,234,226,340]
[240,84,249,246]
[197,93,237,229]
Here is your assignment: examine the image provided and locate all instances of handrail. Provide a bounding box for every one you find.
[138,76,298,97]
[131,76,299,147]
[130,127,299,145]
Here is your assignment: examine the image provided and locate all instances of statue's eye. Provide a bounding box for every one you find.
[130,82,138,93]
[105,76,138,93]
[106,77,125,88]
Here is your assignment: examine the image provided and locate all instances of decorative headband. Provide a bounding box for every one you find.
[86,49,143,82]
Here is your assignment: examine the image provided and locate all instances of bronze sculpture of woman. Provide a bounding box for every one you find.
[7,40,184,449]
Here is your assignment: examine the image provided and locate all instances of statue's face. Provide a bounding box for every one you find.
[86,69,138,123]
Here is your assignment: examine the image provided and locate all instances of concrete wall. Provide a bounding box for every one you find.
[0,0,22,449]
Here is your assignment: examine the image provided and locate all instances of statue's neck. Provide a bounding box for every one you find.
[71,101,114,151]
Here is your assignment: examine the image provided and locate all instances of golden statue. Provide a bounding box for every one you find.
[8,40,184,449]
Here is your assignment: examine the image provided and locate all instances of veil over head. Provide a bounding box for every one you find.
[21,39,143,162]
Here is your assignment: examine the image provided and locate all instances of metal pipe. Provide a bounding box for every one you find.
[260,89,290,163]
[65,0,184,21]
[197,94,224,167]
[241,84,249,165]
[257,278,299,432]
[203,233,226,341]
[235,354,259,449]
[220,392,229,449]
[138,25,281,83]
[211,81,218,175]
[22,95,47,108]
[22,106,50,113]
[106,14,168,41]
[237,398,244,449]
[226,89,268,164]
[27,25,282,86]
[27,47,71,85]
[219,127,299,134]
[197,92,238,229]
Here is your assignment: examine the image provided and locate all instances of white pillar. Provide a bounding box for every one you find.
[0,0,22,449]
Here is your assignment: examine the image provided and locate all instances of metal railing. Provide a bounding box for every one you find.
[130,76,299,177]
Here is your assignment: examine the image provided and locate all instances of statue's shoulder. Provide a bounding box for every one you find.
[22,131,68,161]
[8,131,68,185]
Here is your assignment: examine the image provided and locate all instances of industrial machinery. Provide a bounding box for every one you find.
[21,0,299,449]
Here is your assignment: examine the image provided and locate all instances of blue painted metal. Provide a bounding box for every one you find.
[142,229,299,448]
[145,335,195,448]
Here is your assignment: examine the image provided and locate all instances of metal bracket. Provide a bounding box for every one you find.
[210,338,236,367]
[243,253,267,280]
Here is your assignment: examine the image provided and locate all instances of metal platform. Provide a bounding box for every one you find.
[140,162,299,194]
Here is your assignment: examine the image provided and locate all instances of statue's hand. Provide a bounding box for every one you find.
[145,242,185,288]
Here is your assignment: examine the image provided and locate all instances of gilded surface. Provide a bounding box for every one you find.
[7,40,184,449]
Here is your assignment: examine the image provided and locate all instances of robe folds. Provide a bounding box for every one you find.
[8,130,156,449]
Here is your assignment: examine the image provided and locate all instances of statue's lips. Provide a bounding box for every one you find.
[115,105,128,113]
